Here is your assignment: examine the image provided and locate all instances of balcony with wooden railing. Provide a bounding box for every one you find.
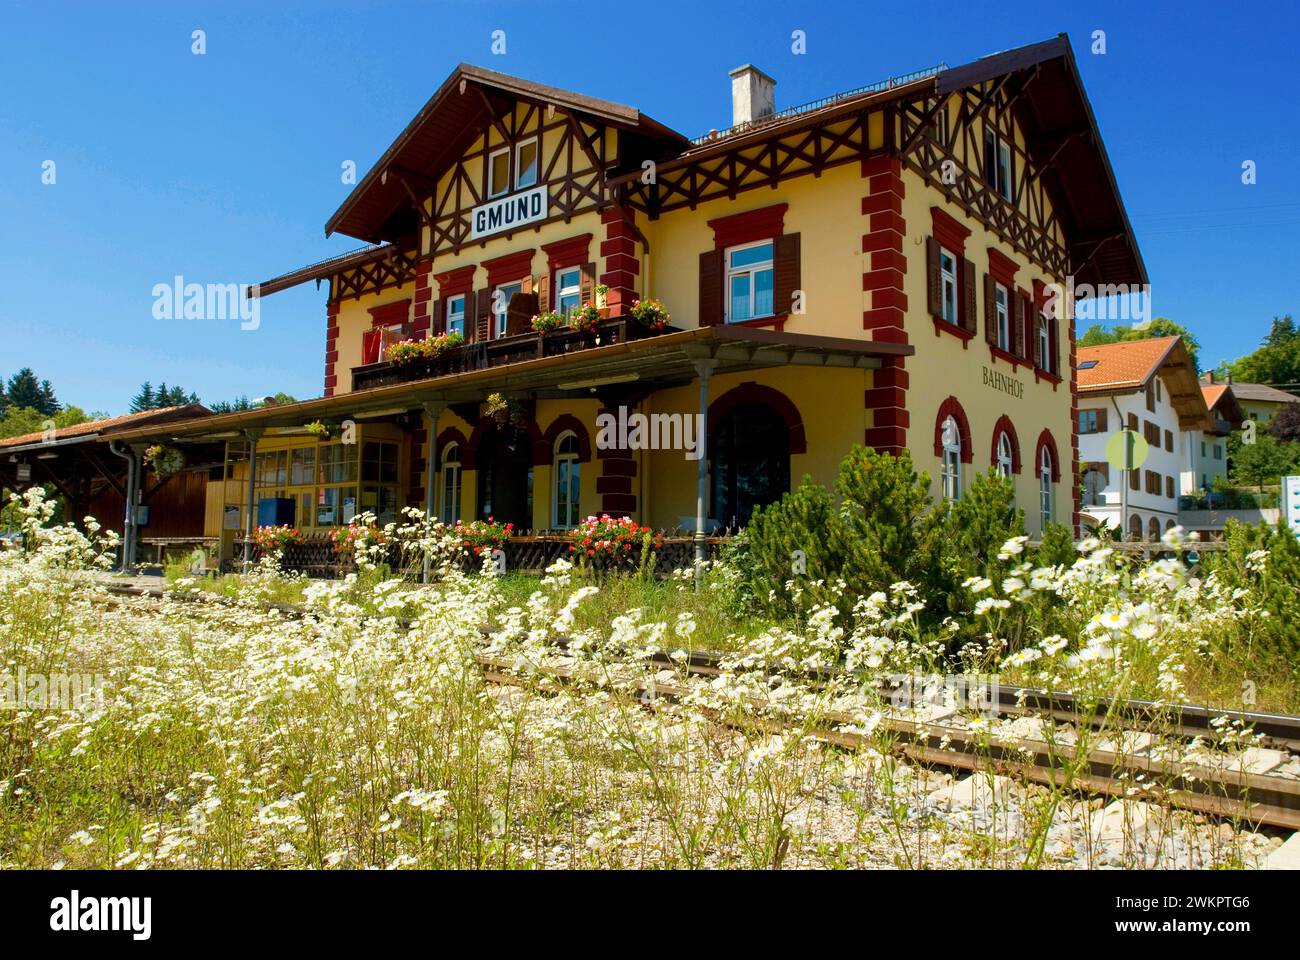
[350,319,676,392]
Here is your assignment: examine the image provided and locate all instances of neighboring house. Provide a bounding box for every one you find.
[1180,381,1243,495]
[1200,371,1300,425]
[106,35,1146,566]
[1076,337,1210,539]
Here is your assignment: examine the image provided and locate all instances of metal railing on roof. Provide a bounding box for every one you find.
[689,63,946,147]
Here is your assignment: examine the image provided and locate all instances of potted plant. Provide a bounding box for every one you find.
[305,420,332,440]
[531,310,566,333]
[387,331,465,364]
[594,283,611,319]
[629,298,671,334]
[567,302,602,336]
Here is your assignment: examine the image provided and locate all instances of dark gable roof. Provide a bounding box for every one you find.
[938,34,1146,289]
[302,35,1142,290]
[326,63,690,244]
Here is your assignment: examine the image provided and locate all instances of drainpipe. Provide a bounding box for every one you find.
[1111,396,1128,540]
[422,400,448,583]
[242,429,263,569]
[691,358,717,590]
[108,440,138,572]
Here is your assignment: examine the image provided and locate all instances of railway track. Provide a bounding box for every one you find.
[97,578,1300,851]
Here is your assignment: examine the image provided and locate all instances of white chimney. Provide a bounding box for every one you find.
[729,64,776,127]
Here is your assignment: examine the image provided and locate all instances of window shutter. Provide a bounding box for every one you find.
[925,237,941,317]
[773,232,801,316]
[1127,412,1138,432]
[507,292,539,336]
[579,262,595,306]
[961,258,977,334]
[537,273,550,313]
[1129,468,1139,492]
[474,288,491,342]
[983,273,997,345]
[1166,475,1174,498]
[1097,408,1108,432]
[698,249,724,326]
[1032,309,1042,367]
[430,298,443,336]
[1011,294,1025,358]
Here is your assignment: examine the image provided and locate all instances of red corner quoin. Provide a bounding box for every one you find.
[861,155,908,455]
[599,208,640,316]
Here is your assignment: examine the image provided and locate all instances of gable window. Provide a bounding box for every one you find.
[984,128,1014,202]
[445,294,466,337]
[939,248,958,325]
[551,431,581,529]
[494,282,522,337]
[941,415,962,502]
[440,442,461,523]
[996,432,1014,478]
[514,138,539,190]
[488,147,510,198]
[725,241,774,323]
[994,283,1010,351]
[556,267,582,315]
[1039,446,1054,529]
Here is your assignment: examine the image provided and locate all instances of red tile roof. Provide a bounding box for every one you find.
[0,405,209,450]
[1076,337,1180,392]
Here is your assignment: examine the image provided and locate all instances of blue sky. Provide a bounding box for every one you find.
[1,0,1297,414]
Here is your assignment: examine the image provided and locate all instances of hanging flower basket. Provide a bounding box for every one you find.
[143,444,185,477]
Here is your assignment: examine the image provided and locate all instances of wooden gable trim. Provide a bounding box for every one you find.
[706,202,788,249]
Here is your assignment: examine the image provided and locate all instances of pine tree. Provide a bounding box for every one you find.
[5,368,44,411]
[37,379,60,415]
[130,382,155,413]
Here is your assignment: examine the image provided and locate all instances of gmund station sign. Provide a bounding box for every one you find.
[470,185,548,239]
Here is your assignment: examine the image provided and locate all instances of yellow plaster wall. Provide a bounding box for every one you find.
[899,167,1075,532]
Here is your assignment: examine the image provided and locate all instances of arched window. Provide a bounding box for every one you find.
[941,415,962,501]
[440,442,461,523]
[1128,513,1143,541]
[1147,516,1161,541]
[1039,445,1054,529]
[552,431,581,529]
[711,402,790,527]
[996,432,1014,478]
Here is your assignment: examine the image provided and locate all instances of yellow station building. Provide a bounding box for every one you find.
[113,34,1146,564]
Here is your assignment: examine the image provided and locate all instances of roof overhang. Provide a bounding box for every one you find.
[325,63,690,244]
[110,326,913,443]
